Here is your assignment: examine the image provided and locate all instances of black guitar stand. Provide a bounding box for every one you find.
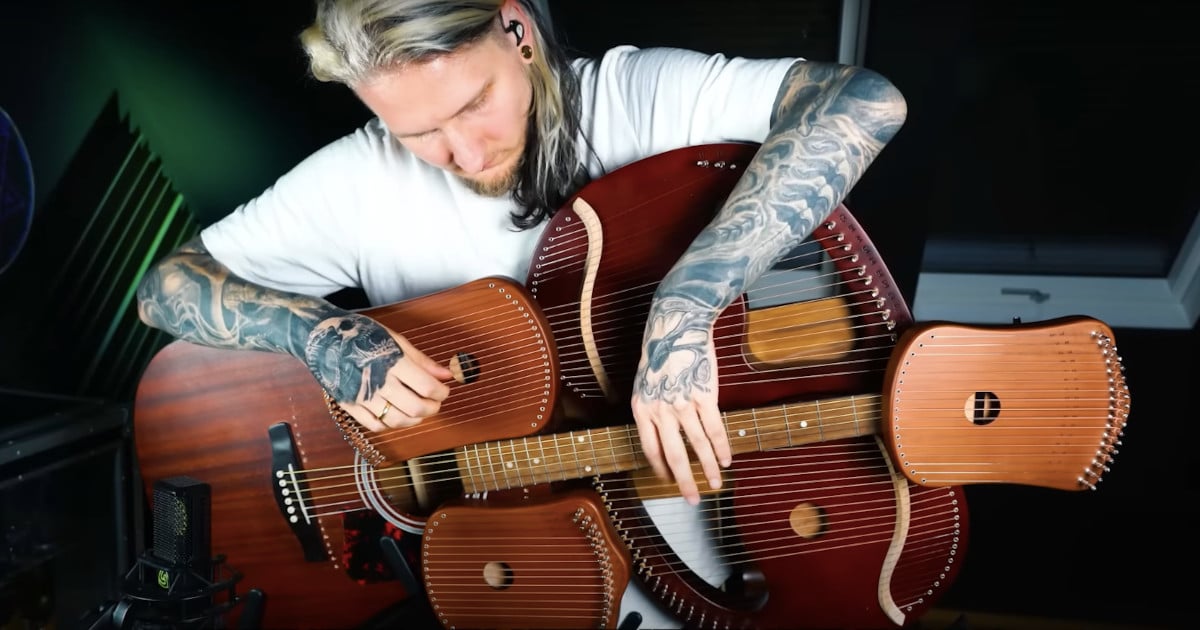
[355,535,438,630]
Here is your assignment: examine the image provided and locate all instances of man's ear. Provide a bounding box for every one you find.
[499,0,536,63]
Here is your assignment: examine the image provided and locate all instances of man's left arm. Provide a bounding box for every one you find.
[631,61,908,504]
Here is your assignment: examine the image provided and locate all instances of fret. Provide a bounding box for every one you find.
[458,447,477,495]
[782,404,794,447]
[508,439,524,487]
[757,406,794,451]
[751,407,763,452]
[607,428,620,475]
[473,444,490,493]
[720,410,748,453]
[455,394,891,495]
[553,433,567,480]
[523,438,539,485]
[535,434,552,484]
[484,443,505,490]
[568,431,583,478]
[785,401,822,447]
[588,430,603,475]
[626,427,640,471]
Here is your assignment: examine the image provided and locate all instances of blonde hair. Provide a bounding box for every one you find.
[300,0,588,229]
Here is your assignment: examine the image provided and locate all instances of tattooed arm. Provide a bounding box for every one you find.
[631,61,908,504]
[136,237,450,430]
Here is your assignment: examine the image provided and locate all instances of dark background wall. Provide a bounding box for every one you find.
[1,1,1196,628]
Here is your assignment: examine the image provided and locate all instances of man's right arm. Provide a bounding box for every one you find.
[135,236,343,359]
[135,236,452,432]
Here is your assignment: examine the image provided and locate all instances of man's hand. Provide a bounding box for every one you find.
[305,313,452,431]
[631,311,732,505]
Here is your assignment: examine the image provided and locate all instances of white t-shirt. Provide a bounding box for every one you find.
[201,45,798,306]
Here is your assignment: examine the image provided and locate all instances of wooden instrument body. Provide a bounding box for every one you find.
[133,276,557,629]
[421,489,632,629]
[131,139,1132,629]
[597,438,967,629]
[526,142,913,419]
[523,143,945,628]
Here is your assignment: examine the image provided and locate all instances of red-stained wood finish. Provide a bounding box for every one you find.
[594,438,967,629]
[885,316,1131,491]
[132,276,559,629]
[525,142,912,422]
[421,489,632,629]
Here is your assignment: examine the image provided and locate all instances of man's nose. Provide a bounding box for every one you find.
[444,126,486,174]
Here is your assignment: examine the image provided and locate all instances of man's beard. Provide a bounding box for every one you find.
[458,155,523,198]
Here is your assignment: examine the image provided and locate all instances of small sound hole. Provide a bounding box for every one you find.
[482,561,513,589]
[788,502,827,539]
[449,352,481,384]
[963,391,1001,426]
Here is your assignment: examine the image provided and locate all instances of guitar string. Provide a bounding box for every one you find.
[535,236,852,317]
[372,178,945,614]
[418,472,961,591]
[372,340,1113,489]
[420,271,884,387]
[420,493,959,573]
[598,454,941,571]
[294,364,1116,512]
[530,235,892,382]
[531,233,842,322]
[289,403,885,516]
[532,223,867,334]
[353,224,888,451]
[285,301,1108,580]
[357,281,894,453]
[389,365,964,611]
[302,438,893,514]
[328,295,1104,609]
[290,393,883,487]
[422,482,964,590]
[294,398,886,509]
[360,267,897,439]
[544,261,881,364]
[304,393,1108,520]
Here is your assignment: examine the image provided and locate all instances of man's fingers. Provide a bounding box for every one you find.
[634,412,671,482]
[353,389,429,432]
[679,410,722,493]
[394,336,453,398]
[659,415,701,506]
[393,357,450,402]
[380,378,442,419]
[699,402,732,468]
[351,403,387,432]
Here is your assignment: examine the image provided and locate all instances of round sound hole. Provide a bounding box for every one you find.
[788,502,827,539]
[963,391,1001,426]
[449,352,481,384]
[482,561,513,589]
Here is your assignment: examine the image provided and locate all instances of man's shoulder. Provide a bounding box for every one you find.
[298,118,427,175]
[573,45,712,70]
[317,118,394,157]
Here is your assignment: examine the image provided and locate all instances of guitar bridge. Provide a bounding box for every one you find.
[267,422,330,562]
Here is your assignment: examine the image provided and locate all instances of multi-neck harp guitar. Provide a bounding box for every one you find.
[132,144,1130,629]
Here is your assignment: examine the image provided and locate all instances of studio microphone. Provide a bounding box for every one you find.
[95,476,257,629]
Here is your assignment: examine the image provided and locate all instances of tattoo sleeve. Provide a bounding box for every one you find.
[135,236,345,360]
[639,61,907,394]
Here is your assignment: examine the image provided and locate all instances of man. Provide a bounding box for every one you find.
[136,0,907,506]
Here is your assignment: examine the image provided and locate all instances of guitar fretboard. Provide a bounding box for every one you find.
[456,393,883,494]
